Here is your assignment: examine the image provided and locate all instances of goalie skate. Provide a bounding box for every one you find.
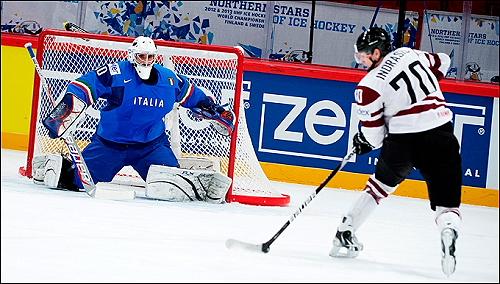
[329,229,363,258]
[441,227,458,277]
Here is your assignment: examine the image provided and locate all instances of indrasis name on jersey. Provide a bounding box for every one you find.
[375,49,411,80]
[133,96,164,108]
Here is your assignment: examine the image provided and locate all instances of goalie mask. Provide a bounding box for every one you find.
[128,36,158,80]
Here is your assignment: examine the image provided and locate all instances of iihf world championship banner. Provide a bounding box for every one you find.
[81,1,418,68]
[420,10,499,83]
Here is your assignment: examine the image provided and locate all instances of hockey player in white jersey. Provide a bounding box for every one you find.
[329,27,462,277]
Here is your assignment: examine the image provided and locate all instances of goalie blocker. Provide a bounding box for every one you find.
[43,92,88,139]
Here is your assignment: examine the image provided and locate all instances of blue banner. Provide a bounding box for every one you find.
[243,71,494,188]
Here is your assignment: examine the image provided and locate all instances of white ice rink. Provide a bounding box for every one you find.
[1,149,498,282]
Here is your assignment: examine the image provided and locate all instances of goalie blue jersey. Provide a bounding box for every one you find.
[66,60,208,143]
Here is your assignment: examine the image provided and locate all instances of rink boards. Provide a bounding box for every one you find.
[1,33,498,207]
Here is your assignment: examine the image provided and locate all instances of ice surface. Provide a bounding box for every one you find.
[1,149,498,282]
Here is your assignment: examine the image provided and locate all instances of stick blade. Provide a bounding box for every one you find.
[225,239,267,253]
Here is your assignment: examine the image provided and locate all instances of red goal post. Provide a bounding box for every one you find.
[19,29,290,206]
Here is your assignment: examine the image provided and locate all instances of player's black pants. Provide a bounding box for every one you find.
[374,122,462,210]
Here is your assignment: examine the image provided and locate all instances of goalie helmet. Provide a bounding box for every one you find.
[128,36,158,80]
[354,27,391,64]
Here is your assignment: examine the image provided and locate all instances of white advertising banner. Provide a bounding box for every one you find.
[1,1,417,67]
[269,2,418,67]
[5,0,497,78]
[420,10,499,82]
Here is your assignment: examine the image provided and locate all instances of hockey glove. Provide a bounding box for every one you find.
[43,92,87,139]
[353,132,374,155]
[191,97,235,137]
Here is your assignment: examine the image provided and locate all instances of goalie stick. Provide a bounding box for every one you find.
[25,42,97,197]
[225,150,356,253]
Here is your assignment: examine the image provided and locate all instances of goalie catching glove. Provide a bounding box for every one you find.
[191,97,235,136]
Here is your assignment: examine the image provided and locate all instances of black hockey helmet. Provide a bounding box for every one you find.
[354,27,392,58]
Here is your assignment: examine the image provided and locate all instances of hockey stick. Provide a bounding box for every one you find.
[63,21,89,33]
[423,1,434,53]
[25,42,97,197]
[63,22,93,42]
[225,150,356,253]
[354,1,381,69]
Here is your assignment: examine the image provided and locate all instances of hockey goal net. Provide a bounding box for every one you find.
[20,29,289,206]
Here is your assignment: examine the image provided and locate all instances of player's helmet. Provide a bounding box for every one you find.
[128,36,158,80]
[354,27,391,64]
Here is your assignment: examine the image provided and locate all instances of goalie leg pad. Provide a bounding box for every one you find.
[205,171,232,204]
[145,165,231,203]
[145,165,208,202]
[32,154,79,191]
[32,154,63,188]
[178,156,220,172]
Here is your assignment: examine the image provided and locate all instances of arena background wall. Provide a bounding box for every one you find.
[2,32,498,207]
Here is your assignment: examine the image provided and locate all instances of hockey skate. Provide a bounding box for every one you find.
[441,227,458,277]
[32,154,63,188]
[329,226,363,258]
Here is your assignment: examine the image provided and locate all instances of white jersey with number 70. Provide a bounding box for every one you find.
[354,47,453,149]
